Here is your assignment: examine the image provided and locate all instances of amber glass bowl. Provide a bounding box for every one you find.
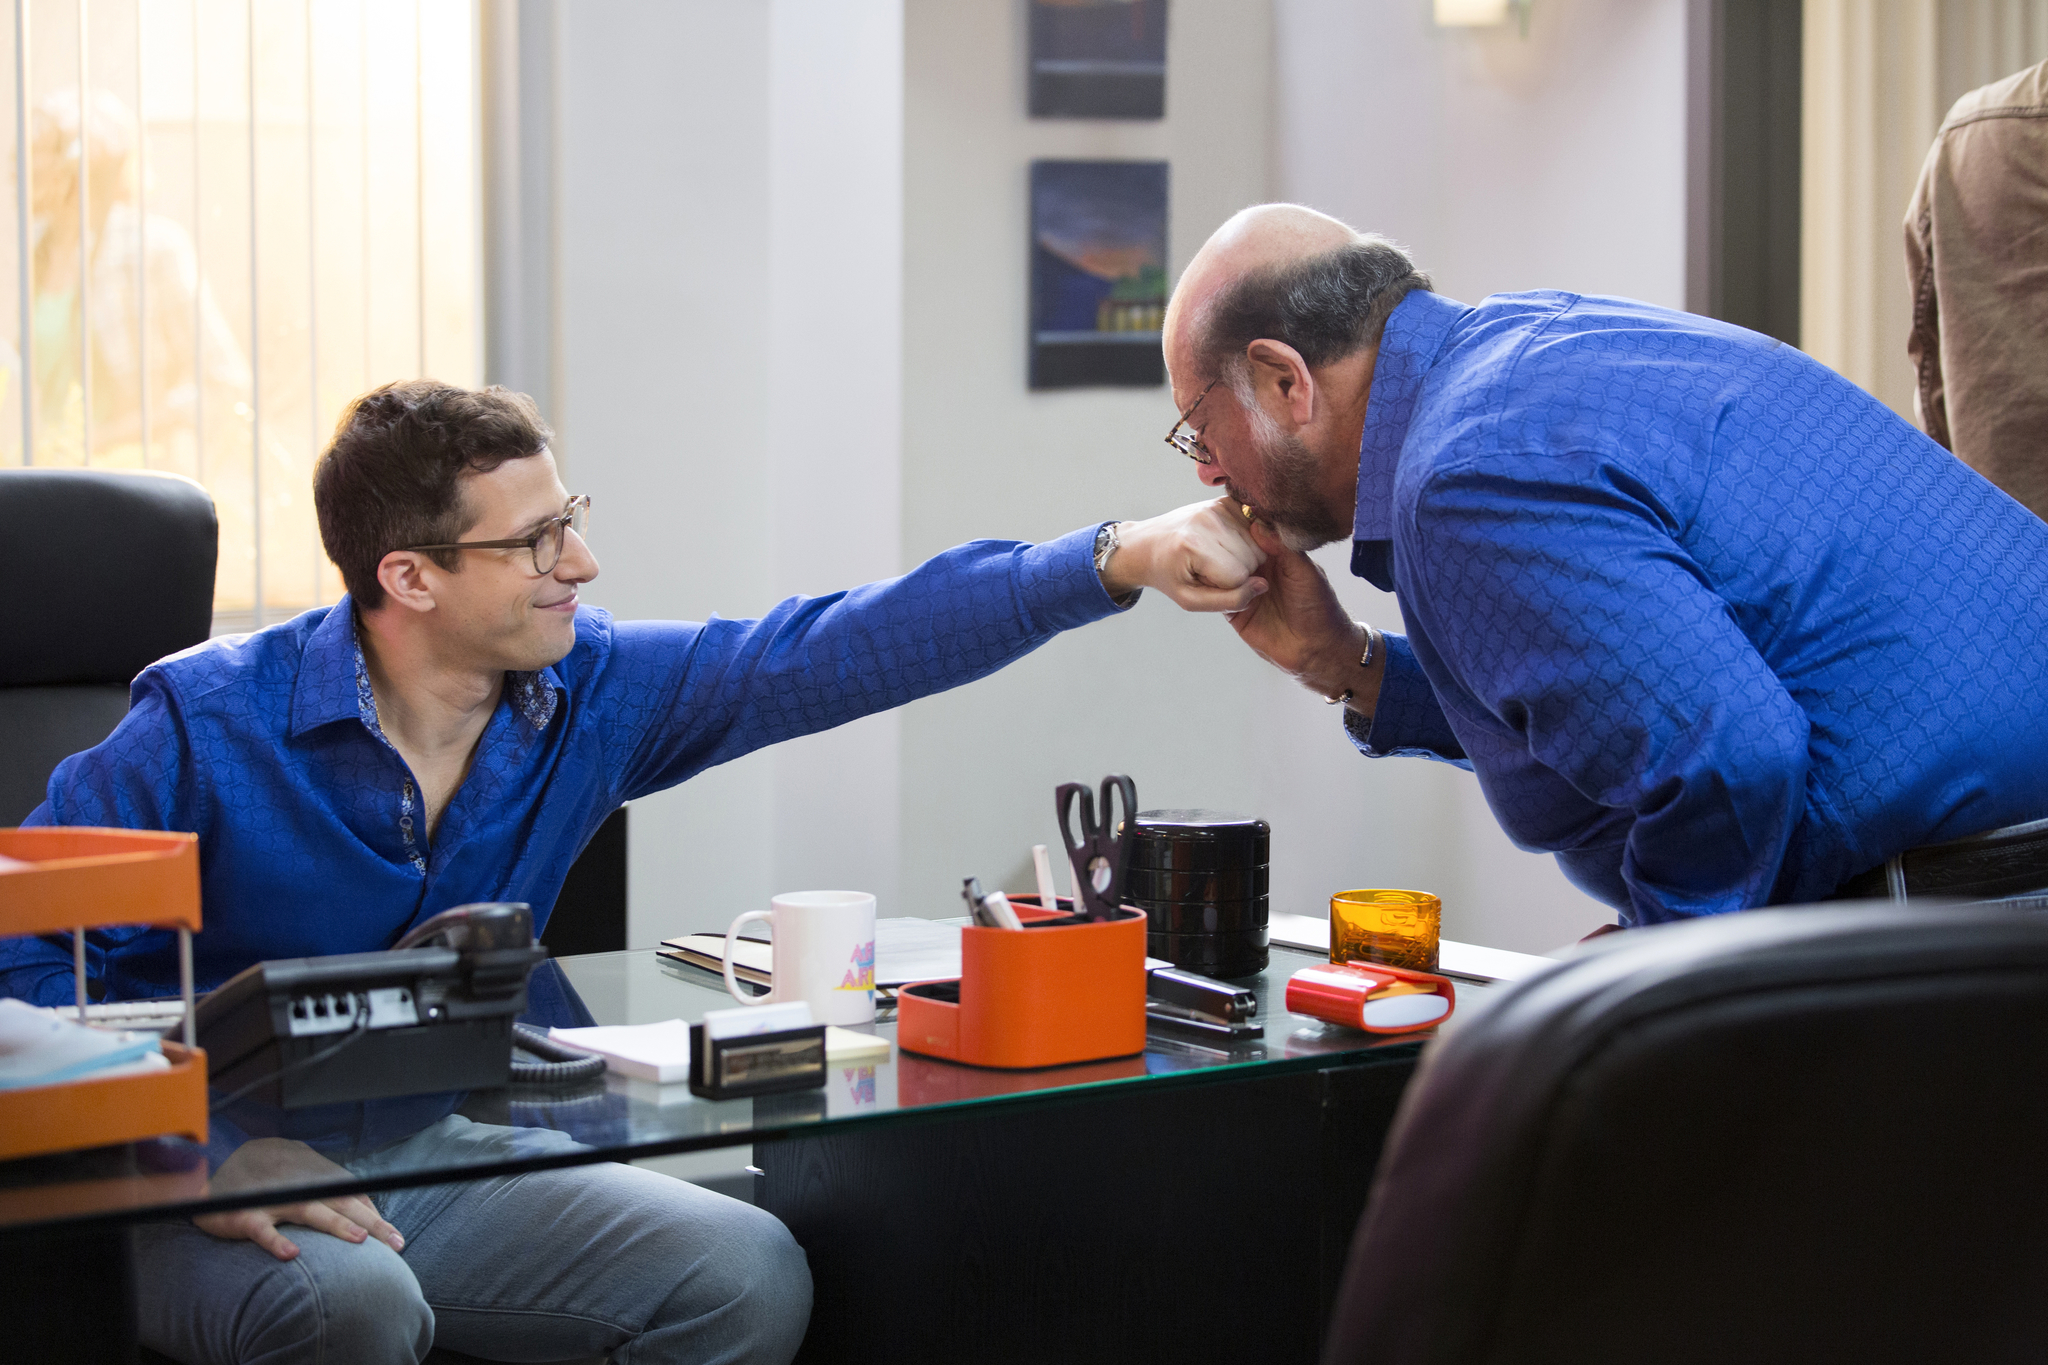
[1330,888,1441,973]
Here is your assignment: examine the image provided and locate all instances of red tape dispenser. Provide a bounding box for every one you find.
[1285,960,1456,1034]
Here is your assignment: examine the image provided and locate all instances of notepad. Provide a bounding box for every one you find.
[823,1027,891,1062]
[659,935,773,987]
[549,1019,696,1084]
[659,917,969,988]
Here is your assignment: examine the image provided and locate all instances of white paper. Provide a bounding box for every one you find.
[0,998,163,1090]
[549,1018,696,1084]
[874,916,965,985]
[702,1000,814,1041]
[1266,912,1553,985]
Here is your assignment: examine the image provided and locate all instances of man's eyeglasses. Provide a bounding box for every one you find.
[1164,379,1220,465]
[405,494,592,576]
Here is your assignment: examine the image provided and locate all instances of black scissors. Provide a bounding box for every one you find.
[1055,774,1138,921]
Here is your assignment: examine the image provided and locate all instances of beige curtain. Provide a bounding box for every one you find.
[1801,0,2048,420]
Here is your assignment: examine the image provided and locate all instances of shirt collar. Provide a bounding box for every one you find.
[289,596,563,739]
[1350,290,1470,589]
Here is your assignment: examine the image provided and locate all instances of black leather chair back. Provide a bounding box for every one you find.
[0,468,216,821]
[1325,903,2048,1364]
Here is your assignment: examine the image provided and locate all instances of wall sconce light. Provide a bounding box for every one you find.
[1434,0,1531,35]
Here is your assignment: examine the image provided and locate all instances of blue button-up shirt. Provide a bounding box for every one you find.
[1347,289,2048,925]
[3,527,1121,1003]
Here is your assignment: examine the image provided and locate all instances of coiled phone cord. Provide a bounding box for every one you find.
[510,1023,607,1084]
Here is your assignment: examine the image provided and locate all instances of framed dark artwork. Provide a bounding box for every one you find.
[1029,0,1168,120]
[1029,159,1168,390]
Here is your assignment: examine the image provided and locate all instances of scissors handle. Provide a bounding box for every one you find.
[1055,774,1139,921]
[1055,781,1097,916]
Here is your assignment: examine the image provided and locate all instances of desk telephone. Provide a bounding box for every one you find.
[198,902,598,1109]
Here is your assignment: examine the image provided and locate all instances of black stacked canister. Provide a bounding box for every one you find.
[1122,809,1270,978]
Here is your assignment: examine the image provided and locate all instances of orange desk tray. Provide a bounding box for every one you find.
[897,900,1146,1069]
[0,827,208,1158]
[0,827,202,937]
[0,1041,209,1160]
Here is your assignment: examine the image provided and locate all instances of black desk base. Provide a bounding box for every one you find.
[5,1050,1426,1364]
[761,1056,1417,1365]
[2,1222,140,1360]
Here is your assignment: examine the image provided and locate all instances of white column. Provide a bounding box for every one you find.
[764,0,907,913]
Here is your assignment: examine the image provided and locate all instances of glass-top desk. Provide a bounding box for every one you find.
[0,942,1504,1365]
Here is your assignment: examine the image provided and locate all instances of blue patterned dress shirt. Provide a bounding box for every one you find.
[1345,289,2048,925]
[2,527,1123,1003]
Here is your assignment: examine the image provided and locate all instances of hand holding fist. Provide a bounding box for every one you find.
[1099,497,1269,613]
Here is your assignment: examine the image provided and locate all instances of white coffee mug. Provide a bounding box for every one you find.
[725,890,877,1026]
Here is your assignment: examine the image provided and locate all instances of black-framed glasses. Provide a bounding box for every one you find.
[405,494,591,576]
[1164,378,1221,465]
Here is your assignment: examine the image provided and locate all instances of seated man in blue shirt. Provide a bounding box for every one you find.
[1,380,1265,1364]
[1161,203,2048,925]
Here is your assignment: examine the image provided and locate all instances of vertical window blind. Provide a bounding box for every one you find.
[2,0,481,630]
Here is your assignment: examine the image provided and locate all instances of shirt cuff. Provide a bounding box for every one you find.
[1343,633,1469,764]
[1013,524,1140,634]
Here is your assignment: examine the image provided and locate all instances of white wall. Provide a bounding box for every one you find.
[545,0,1690,956]
[1267,0,1691,949]
[555,1,905,947]
[1273,0,1689,309]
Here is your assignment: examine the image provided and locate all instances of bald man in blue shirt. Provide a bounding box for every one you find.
[1162,204,2048,926]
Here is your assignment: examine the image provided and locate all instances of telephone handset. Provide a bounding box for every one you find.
[389,903,606,1083]
[394,901,538,953]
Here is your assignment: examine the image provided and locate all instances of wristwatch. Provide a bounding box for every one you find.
[1093,522,1124,576]
[1094,522,1142,608]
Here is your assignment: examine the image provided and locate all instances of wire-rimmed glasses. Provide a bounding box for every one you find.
[1164,378,1220,465]
[405,494,592,576]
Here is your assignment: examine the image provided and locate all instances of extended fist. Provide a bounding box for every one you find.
[1100,497,1269,613]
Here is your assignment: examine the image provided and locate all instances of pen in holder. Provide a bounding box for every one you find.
[897,896,1146,1068]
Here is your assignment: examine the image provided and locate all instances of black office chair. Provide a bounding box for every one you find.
[0,467,217,822]
[1323,902,2048,1364]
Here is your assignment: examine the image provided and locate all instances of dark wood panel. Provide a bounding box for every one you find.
[1316,1062,1417,1317]
[0,1222,138,1362]
[762,1059,1416,1365]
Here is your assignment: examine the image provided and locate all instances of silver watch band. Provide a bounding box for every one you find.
[1092,521,1123,576]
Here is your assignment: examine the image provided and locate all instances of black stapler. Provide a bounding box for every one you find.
[1145,963,1262,1041]
[198,902,549,1109]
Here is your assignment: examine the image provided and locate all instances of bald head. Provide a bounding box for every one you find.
[1164,204,1427,391]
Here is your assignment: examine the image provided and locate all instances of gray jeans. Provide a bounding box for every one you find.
[134,1116,812,1365]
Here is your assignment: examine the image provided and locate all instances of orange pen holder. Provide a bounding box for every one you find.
[0,827,209,1159]
[896,899,1147,1069]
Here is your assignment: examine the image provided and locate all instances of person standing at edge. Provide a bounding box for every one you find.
[0,380,1267,1365]
[1159,203,2048,929]
[1905,57,2048,521]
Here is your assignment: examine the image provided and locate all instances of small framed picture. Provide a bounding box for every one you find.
[1029,159,1169,390]
[1028,0,1168,120]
